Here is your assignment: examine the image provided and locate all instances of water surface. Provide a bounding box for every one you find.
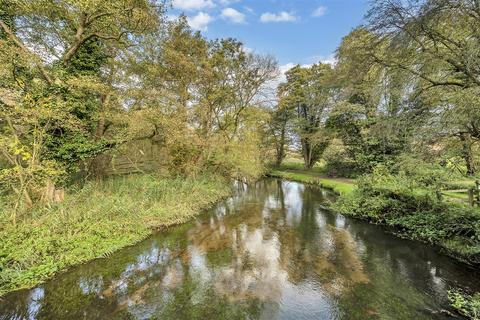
[1,179,480,319]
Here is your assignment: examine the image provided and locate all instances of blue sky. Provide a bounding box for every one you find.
[170,0,370,69]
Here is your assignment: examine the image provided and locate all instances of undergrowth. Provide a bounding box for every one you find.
[448,290,480,320]
[0,173,231,296]
[332,166,480,265]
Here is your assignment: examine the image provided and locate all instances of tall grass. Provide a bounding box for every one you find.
[0,173,231,296]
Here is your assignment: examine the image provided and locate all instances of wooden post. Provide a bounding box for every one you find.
[476,180,480,206]
[468,189,475,207]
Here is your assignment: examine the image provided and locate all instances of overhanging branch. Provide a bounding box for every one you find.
[0,20,54,85]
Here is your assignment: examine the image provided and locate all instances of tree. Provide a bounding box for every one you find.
[325,28,411,174]
[365,0,480,175]
[279,64,334,169]
[267,106,290,167]
[0,0,165,214]
[112,17,278,179]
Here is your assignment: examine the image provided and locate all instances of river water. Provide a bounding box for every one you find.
[1,179,480,320]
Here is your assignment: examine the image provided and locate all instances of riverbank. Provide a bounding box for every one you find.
[0,173,231,296]
[270,164,479,266]
[3,177,479,319]
[271,165,480,318]
[269,168,355,195]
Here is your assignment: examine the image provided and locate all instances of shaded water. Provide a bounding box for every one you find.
[1,179,480,320]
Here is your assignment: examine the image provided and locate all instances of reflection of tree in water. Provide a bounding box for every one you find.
[0,287,45,320]
[333,220,478,320]
[271,181,368,295]
[159,179,370,315]
[2,179,480,320]
[313,227,369,295]
[184,184,286,304]
[152,277,264,320]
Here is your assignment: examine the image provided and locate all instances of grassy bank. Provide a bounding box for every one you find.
[332,168,480,266]
[270,162,479,266]
[271,161,480,318]
[270,170,355,195]
[0,173,231,296]
[269,161,355,195]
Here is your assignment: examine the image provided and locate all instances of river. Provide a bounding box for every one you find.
[1,179,479,319]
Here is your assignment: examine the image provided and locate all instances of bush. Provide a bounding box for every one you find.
[392,155,461,188]
[333,165,480,264]
[322,139,362,178]
[448,290,480,320]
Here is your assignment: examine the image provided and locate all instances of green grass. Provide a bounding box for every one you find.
[0,173,231,296]
[270,164,355,195]
[448,290,480,320]
[277,157,326,173]
[444,179,477,190]
[443,191,469,200]
[442,179,476,203]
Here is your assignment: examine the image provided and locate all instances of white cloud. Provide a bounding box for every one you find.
[221,7,246,24]
[219,0,240,5]
[277,63,295,85]
[243,46,253,54]
[260,11,298,23]
[172,0,215,11]
[279,63,298,75]
[188,12,214,31]
[320,54,336,65]
[244,6,254,14]
[267,63,310,91]
[309,54,337,66]
[312,6,327,17]
[280,62,312,76]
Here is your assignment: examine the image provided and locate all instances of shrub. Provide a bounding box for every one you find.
[322,139,361,178]
[333,165,480,264]
[448,290,480,320]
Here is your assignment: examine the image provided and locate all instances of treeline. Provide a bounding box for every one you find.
[271,0,480,178]
[0,0,278,220]
[2,0,479,218]
[270,0,480,281]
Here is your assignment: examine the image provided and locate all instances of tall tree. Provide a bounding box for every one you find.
[267,106,290,167]
[279,64,333,169]
[0,0,164,211]
[365,0,480,174]
[326,28,411,174]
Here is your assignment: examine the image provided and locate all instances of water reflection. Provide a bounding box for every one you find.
[1,179,480,320]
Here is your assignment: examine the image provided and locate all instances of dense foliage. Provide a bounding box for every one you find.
[2,1,480,315]
[333,163,480,262]
[271,0,480,178]
[448,290,480,320]
[0,173,230,296]
[0,2,278,222]
[0,0,278,294]
[270,0,480,269]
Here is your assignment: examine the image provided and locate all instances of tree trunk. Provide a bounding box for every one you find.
[95,93,109,140]
[62,13,87,64]
[275,125,286,167]
[460,132,476,176]
[302,138,314,169]
[89,93,110,176]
